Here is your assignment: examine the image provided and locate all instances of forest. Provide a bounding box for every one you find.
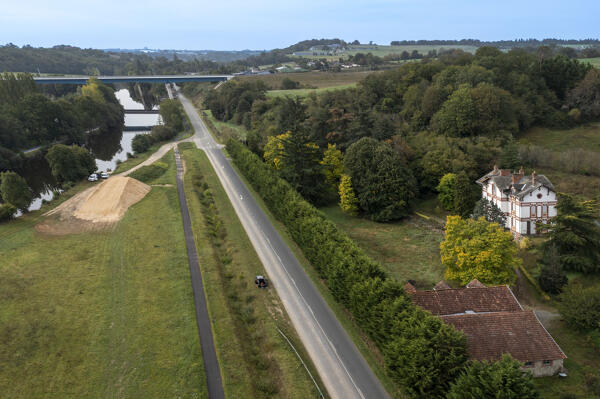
[202,47,599,221]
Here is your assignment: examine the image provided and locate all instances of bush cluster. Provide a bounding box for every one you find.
[128,161,168,184]
[226,138,468,397]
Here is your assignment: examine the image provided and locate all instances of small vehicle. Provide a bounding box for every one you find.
[88,173,98,182]
[100,172,110,179]
[255,275,268,289]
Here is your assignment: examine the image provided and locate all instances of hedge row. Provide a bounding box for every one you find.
[226,139,468,398]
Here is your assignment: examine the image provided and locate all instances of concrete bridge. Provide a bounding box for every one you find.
[34,75,233,85]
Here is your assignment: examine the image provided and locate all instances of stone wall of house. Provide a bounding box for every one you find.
[523,359,563,377]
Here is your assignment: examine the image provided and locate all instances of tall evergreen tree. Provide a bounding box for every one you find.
[546,194,600,273]
[472,198,507,226]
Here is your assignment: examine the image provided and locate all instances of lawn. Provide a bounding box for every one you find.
[202,109,248,141]
[238,70,380,90]
[0,155,206,397]
[180,143,325,398]
[321,206,445,289]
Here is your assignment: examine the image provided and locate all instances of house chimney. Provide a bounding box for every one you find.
[532,171,536,185]
[519,166,524,175]
[512,173,518,184]
[493,164,498,174]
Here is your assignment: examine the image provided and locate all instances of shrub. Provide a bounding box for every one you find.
[538,244,568,295]
[0,203,17,222]
[129,162,168,183]
[226,138,468,397]
[132,134,155,154]
[559,284,600,331]
[446,354,538,399]
[0,171,32,212]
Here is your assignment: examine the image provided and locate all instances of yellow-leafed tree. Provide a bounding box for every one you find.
[441,215,520,285]
[320,143,344,190]
[339,174,359,215]
[263,131,290,170]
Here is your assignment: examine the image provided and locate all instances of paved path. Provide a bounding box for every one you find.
[174,146,225,399]
[178,93,389,399]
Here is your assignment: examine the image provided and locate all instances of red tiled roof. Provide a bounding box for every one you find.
[442,311,566,362]
[410,285,522,316]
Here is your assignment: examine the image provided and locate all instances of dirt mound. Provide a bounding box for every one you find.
[37,177,150,235]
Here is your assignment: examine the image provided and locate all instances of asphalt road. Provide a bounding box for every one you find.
[177,92,390,399]
[174,146,225,399]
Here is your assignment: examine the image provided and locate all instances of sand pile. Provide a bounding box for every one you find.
[38,177,150,234]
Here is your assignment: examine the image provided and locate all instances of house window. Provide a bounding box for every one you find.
[542,205,548,217]
[537,193,543,199]
[530,206,536,217]
[524,361,534,367]
[543,360,552,366]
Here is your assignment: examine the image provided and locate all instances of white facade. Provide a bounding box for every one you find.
[478,168,557,237]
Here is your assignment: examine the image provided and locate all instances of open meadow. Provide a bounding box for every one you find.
[0,152,206,398]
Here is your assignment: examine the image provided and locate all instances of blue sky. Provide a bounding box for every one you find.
[1,0,598,50]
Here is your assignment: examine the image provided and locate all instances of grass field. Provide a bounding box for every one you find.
[267,83,357,98]
[518,123,600,153]
[0,154,206,397]
[238,70,380,89]
[321,206,445,289]
[180,143,325,398]
[517,123,600,200]
[581,57,600,68]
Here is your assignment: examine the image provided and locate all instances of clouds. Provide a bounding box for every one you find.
[1,0,598,49]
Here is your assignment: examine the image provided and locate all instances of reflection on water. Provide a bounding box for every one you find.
[21,88,160,213]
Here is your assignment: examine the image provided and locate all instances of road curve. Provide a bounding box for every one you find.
[177,92,390,399]
[174,146,225,399]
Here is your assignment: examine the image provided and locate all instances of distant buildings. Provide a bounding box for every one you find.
[405,280,566,377]
[477,166,557,236]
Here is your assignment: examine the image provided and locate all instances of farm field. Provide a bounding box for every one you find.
[238,70,380,89]
[290,44,479,59]
[320,206,445,289]
[267,83,357,98]
[0,153,206,398]
[180,144,325,398]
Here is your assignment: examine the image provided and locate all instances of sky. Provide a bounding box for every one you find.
[1,0,599,50]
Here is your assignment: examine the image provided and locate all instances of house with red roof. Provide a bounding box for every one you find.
[405,279,566,377]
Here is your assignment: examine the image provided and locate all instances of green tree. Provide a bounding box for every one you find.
[538,244,568,295]
[338,174,358,215]
[472,198,507,226]
[441,215,520,285]
[446,354,539,399]
[280,78,300,90]
[546,194,600,273]
[0,171,32,212]
[320,143,344,191]
[558,284,600,331]
[45,144,96,183]
[437,172,478,217]
[345,137,417,222]
[437,173,458,211]
[132,134,155,154]
[158,99,184,132]
[0,203,17,222]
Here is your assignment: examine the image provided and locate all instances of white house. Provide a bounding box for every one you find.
[476,166,557,237]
